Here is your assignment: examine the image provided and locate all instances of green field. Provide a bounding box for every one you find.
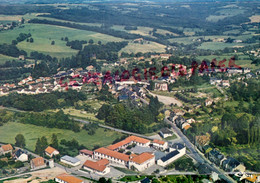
[120,41,166,53]
[0,23,123,58]
[0,122,123,151]
[0,54,18,65]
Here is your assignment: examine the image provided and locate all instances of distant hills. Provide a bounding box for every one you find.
[0,0,255,4]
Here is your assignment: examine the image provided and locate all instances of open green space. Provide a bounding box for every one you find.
[0,54,18,65]
[0,23,123,58]
[0,122,123,151]
[120,41,166,54]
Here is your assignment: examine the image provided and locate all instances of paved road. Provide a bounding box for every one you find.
[164,118,236,183]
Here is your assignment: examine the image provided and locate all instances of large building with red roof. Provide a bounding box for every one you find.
[93,136,155,171]
[83,159,110,175]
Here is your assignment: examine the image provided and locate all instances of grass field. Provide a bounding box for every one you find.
[120,41,166,53]
[0,23,123,58]
[0,54,18,65]
[0,122,123,151]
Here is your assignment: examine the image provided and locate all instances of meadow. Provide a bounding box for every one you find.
[0,54,18,65]
[120,42,166,54]
[0,122,124,151]
[0,23,123,58]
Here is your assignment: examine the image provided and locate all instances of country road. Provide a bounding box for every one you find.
[164,118,236,183]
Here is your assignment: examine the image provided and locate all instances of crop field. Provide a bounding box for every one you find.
[0,23,123,58]
[120,41,166,53]
[0,122,124,151]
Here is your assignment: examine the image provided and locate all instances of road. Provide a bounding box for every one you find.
[164,118,236,183]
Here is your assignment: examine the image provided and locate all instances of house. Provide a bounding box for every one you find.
[14,149,28,162]
[152,139,168,151]
[60,155,81,167]
[79,149,93,158]
[55,173,84,183]
[175,116,185,128]
[45,146,59,157]
[221,80,230,87]
[82,159,110,175]
[159,128,173,138]
[30,157,46,170]
[19,55,25,60]
[195,135,210,152]
[0,144,13,155]
[205,98,213,106]
[222,157,246,172]
[208,149,225,166]
[154,81,168,91]
[157,150,185,167]
[129,152,155,172]
[181,122,191,130]
[186,118,195,124]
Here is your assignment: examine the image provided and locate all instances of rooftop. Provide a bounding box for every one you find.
[160,150,179,162]
[131,152,155,164]
[61,155,80,164]
[95,147,130,162]
[83,159,109,172]
[1,144,13,152]
[56,173,83,183]
[45,146,58,155]
[31,157,45,167]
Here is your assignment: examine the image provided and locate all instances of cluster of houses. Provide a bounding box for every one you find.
[194,135,246,173]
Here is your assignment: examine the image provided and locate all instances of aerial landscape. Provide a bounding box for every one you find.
[0,0,259,182]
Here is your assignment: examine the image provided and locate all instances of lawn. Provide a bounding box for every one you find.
[0,23,123,58]
[120,41,166,54]
[0,122,123,151]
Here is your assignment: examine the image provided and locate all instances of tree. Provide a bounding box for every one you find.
[51,41,55,45]
[96,104,111,120]
[64,37,69,42]
[35,136,48,155]
[51,134,59,149]
[89,39,94,44]
[98,41,102,45]
[29,38,34,43]
[98,177,107,183]
[15,134,26,148]
[35,138,42,154]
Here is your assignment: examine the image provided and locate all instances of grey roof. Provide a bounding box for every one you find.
[160,150,179,162]
[61,155,80,164]
[209,149,224,160]
[15,149,26,158]
[172,143,185,150]
[223,157,240,168]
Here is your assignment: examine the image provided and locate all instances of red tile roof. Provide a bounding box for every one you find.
[45,146,58,155]
[83,159,109,172]
[95,147,130,162]
[107,136,150,151]
[153,139,165,145]
[131,152,154,164]
[1,144,13,152]
[56,173,83,183]
[80,149,93,156]
[31,157,45,167]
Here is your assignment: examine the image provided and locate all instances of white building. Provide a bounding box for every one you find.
[45,146,59,158]
[128,152,155,172]
[14,149,28,162]
[157,143,186,167]
[55,173,84,183]
[152,139,168,151]
[60,155,81,167]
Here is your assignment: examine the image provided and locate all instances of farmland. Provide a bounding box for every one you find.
[0,122,124,151]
